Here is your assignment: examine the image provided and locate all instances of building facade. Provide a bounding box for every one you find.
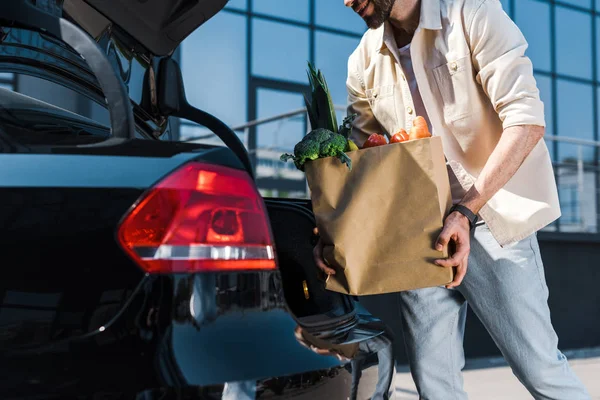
[2,0,598,234]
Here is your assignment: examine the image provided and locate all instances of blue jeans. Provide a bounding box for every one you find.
[398,224,591,400]
[350,329,395,400]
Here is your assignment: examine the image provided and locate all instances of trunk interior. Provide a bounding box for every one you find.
[264,199,355,327]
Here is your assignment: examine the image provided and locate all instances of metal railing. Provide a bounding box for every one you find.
[180,106,600,234]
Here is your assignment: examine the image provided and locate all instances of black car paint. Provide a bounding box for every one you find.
[0,144,355,398]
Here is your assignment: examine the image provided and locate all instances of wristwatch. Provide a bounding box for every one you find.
[449,204,478,231]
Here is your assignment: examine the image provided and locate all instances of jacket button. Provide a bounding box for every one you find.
[450,61,458,71]
[407,106,414,114]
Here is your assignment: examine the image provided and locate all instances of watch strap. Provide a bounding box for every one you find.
[449,204,478,231]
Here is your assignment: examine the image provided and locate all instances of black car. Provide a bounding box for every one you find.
[0,1,389,398]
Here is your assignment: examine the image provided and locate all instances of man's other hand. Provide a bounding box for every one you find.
[312,227,336,275]
[434,211,471,289]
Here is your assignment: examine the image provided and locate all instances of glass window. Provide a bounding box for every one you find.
[315,31,362,123]
[0,72,14,80]
[596,16,600,80]
[535,74,554,160]
[256,88,306,150]
[126,58,147,106]
[226,0,246,10]
[89,101,110,127]
[515,0,551,72]
[316,0,367,35]
[180,11,247,128]
[15,74,109,126]
[254,88,307,197]
[558,184,580,225]
[561,0,591,9]
[179,123,216,143]
[556,79,594,163]
[556,168,596,233]
[500,0,511,16]
[556,7,592,79]
[252,19,309,83]
[253,0,309,22]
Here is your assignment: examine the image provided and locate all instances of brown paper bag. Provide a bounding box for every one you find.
[305,136,454,296]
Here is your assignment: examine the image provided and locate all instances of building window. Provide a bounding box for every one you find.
[252,0,310,23]
[515,0,551,72]
[315,31,363,122]
[559,185,581,226]
[555,6,592,80]
[180,11,248,133]
[315,0,366,35]
[556,79,594,164]
[561,0,592,10]
[251,18,310,83]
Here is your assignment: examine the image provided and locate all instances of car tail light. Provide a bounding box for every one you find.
[117,162,276,273]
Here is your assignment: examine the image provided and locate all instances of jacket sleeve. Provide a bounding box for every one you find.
[346,53,384,147]
[467,0,546,130]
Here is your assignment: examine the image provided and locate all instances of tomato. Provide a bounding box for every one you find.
[390,129,409,143]
[362,133,388,148]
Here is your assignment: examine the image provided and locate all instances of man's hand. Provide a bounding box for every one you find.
[294,326,349,361]
[313,227,336,275]
[435,211,471,289]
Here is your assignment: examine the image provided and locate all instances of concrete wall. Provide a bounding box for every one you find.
[359,234,600,365]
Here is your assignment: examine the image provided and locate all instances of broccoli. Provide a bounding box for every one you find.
[280,62,357,172]
[280,128,352,171]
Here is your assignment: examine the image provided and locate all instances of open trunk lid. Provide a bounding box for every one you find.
[63,0,228,56]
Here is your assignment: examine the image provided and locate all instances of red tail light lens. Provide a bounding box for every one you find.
[117,162,276,273]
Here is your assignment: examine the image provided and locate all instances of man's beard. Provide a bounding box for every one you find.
[364,0,395,29]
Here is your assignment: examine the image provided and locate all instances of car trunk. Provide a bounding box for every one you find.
[265,198,357,329]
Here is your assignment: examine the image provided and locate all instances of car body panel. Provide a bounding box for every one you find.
[68,0,228,56]
[0,2,387,398]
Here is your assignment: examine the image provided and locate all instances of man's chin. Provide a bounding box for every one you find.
[365,17,385,29]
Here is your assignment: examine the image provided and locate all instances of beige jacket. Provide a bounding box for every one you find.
[346,0,560,246]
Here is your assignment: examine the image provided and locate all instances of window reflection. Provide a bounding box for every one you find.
[181,12,247,128]
[535,74,554,160]
[556,79,594,163]
[500,0,511,15]
[253,0,310,22]
[557,166,597,233]
[226,0,247,10]
[515,0,551,72]
[315,31,362,116]
[556,7,592,79]
[256,89,306,150]
[561,0,591,9]
[596,17,600,80]
[252,19,309,83]
[315,0,367,35]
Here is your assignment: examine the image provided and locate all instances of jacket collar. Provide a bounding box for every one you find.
[376,0,442,52]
